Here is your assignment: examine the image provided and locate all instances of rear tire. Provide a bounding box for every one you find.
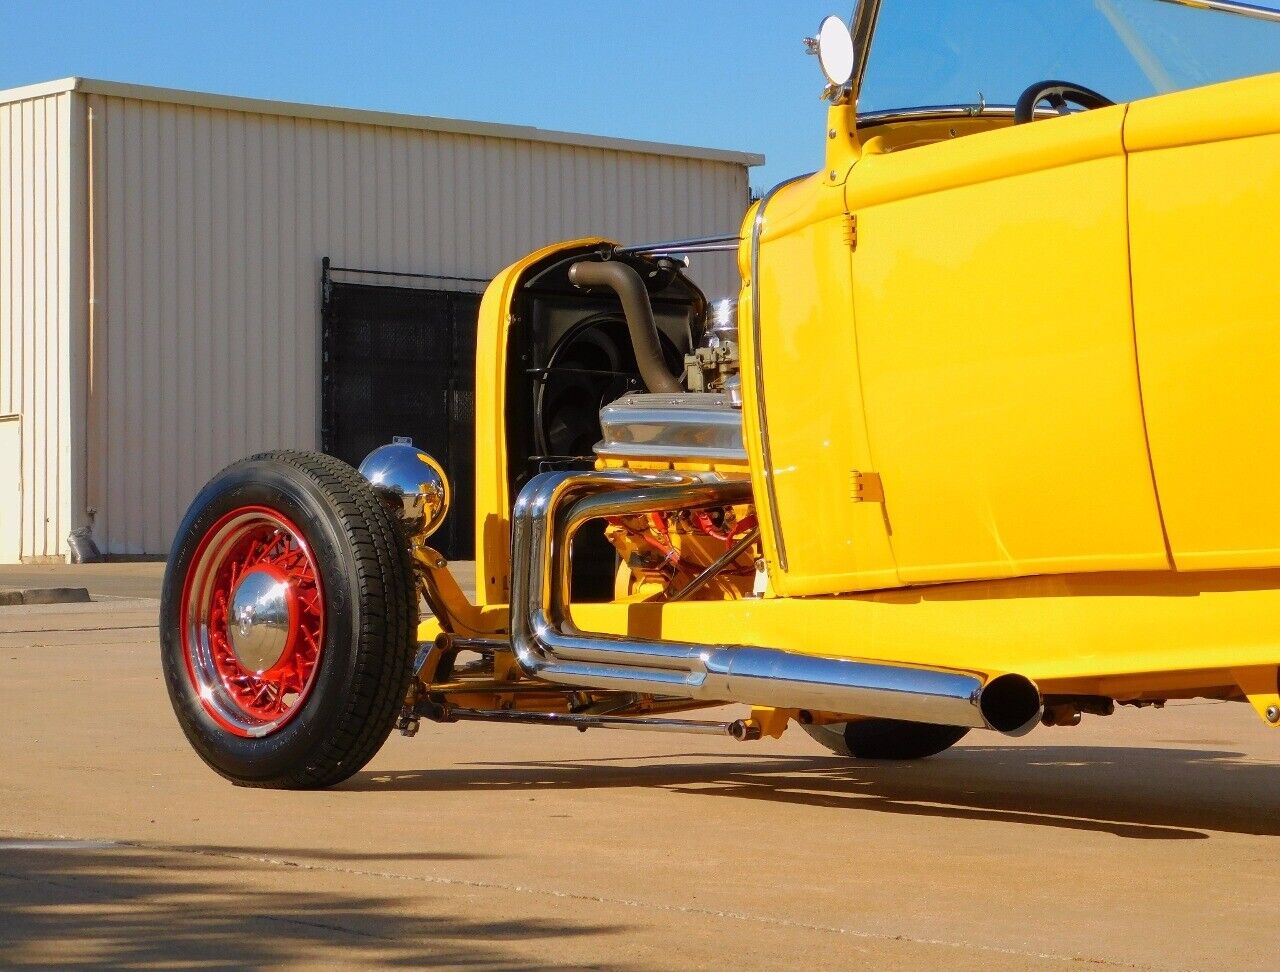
[161,450,417,789]
[802,719,969,760]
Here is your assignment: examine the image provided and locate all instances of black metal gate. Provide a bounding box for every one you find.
[321,260,485,559]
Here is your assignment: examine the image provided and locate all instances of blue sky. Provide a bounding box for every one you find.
[0,1,845,188]
[2,2,1277,189]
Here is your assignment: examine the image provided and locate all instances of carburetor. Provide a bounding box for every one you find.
[684,297,742,401]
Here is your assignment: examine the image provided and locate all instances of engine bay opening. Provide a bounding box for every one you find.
[504,248,708,599]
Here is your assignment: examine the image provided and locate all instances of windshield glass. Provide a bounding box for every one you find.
[858,0,1280,114]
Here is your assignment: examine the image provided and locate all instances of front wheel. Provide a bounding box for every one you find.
[802,718,970,760]
[161,450,417,789]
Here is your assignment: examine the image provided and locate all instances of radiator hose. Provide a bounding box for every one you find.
[567,260,684,395]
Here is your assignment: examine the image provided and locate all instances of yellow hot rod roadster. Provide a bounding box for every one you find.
[161,0,1280,787]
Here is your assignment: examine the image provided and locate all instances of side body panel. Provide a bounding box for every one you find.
[752,107,1170,595]
[740,177,900,596]
[1126,74,1280,571]
[843,106,1168,586]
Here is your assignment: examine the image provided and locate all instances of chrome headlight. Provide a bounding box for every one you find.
[358,441,451,543]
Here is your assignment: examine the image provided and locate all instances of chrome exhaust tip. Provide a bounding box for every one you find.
[978,673,1043,737]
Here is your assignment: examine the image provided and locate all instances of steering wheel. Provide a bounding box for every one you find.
[1014,80,1114,125]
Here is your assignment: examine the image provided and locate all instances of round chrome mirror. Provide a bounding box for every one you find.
[815,15,855,88]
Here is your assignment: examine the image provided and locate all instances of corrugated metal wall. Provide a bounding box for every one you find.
[85,93,750,555]
[0,91,84,561]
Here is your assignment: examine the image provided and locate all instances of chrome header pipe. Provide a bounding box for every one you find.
[509,469,1042,735]
[511,470,719,698]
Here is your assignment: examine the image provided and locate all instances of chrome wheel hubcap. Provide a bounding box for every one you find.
[227,568,295,673]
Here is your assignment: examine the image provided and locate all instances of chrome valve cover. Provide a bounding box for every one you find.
[594,392,746,464]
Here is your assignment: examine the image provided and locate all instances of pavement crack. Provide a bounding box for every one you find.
[258,912,387,941]
[3,623,157,634]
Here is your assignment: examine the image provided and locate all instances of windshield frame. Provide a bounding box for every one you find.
[846,0,1280,119]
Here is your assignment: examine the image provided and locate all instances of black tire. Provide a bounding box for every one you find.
[802,719,969,760]
[161,450,417,789]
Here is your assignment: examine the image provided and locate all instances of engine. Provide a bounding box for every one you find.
[571,269,756,603]
[500,245,757,602]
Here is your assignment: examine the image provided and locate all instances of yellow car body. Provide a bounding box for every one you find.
[425,70,1280,733]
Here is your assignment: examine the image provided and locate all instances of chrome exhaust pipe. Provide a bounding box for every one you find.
[509,470,1041,736]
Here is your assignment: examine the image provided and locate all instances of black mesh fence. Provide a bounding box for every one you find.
[321,267,482,559]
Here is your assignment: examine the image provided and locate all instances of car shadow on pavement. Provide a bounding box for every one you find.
[347,744,1280,841]
[0,840,629,970]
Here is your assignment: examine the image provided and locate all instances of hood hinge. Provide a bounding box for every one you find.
[850,469,883,503]
[843,213,858,251]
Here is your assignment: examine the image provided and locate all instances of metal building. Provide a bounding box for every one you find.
[0,77,760,562]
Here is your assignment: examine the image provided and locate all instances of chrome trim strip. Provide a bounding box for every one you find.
[615,234,743,256]
[1153,0,1280,22]
[849,0,884,111]
[749,174,811,573]
[639,242,742,256]
[856,104,1060,126]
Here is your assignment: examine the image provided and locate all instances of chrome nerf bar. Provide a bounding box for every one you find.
[422,703,762,740]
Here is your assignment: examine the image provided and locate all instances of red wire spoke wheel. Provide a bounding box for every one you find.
[161,451,417,789]
[181,506,325,737]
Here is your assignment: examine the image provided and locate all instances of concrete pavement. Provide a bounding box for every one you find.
[0,562,166,601]
[1,591,1278,969]
[0,560,478,604]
